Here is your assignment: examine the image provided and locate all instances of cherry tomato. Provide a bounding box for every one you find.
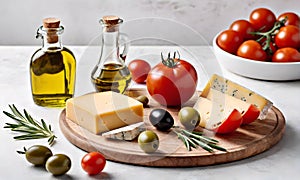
[128,59,151,83]
[213,109,243,134]
[272,47,300,62]
[81,152,106,175]
[146,52,198,106]
[237,40,267,61]
[242,104,260,125]
[275,25,300,49]
[229,19,256,40]
[249,8,276,32]
[278,12,300,27]
[217,30,244,54]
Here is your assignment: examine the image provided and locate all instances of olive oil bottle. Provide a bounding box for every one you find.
[30,18,76,107]
[91,15,131,94]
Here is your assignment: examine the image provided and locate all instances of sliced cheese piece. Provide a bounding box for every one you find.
[66,91,143,134]
[102,122,145,141]
[201,74,272,119]
[193,96,241,130]
[207,88,251,115]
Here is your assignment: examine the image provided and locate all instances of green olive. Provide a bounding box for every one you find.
[136,95,149,107]
[138,130,159,153]
[178,107,201,130]
[46,154,71,176]
[24,145,53,166]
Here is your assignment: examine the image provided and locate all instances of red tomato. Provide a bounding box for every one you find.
[146,53,198,106]
[272,47,300,62]
[275,25,300,49]
[128,59,151,83]
[249,8,276,32]
[237,40,268,61]
[229,19,256,40]
[217,30,244,54]
[81,152,106,175]
[213,109,243,134]
[241,104,260,125]
[278,12,300,27]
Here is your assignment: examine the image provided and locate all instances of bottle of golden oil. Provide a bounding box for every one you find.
[30,18,76,107]
[91,15,131,94]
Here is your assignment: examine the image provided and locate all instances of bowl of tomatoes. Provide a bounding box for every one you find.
[213,7,300,81]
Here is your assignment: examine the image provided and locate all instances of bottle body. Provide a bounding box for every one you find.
[92,63,131,93]
[30,47,76,107]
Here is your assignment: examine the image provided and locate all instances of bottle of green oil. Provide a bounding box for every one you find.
[30,18,76,107]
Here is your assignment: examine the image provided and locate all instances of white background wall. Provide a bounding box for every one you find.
[0,0,299,45]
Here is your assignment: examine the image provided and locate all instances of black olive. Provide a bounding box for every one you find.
[149,109,174,131]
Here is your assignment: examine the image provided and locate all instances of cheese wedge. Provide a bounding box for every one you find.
[66,91,144,134]
[201,74,272,119]
[102,122,145,141]
[193,97,242,132]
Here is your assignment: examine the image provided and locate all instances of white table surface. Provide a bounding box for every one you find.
[0,46,299,180]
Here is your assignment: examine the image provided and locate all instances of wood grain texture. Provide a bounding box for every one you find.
[59,89,285,167]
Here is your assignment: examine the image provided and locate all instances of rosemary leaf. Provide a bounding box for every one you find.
[191,138,213,153]
[10,104,24,119]
[14,134,49,140]
[182,129,218,144]
[208,143,227,152]
[41,119,50,132]
[185,135,197,149]
[177,132,191,151]
[172,127,226,153]
[3,104,56,146]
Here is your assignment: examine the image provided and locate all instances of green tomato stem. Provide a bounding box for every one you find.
[161,51,180,68]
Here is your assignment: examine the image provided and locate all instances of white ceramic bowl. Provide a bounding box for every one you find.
[212,34,300,81]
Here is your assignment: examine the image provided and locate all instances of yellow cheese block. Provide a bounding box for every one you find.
[201,74,272,119]
[66,91,143,134]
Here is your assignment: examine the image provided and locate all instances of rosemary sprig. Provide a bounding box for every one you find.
[172,127,227,153]
[3,104,56,146]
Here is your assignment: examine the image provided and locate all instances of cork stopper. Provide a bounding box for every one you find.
[43,18,60,28]
[102,15,120,25]
[101,15,122,32]
[42,17,61,43]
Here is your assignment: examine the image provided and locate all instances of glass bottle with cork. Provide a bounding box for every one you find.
[30,18,76,107]
[91,15,131,94]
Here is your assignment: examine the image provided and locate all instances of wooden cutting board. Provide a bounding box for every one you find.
[59,89,285,167]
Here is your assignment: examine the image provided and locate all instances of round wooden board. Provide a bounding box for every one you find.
[59,89,285,167]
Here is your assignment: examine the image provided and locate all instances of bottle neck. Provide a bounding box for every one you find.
[42,34,63,51]
[99,26,121,66]
[37,26,64,51]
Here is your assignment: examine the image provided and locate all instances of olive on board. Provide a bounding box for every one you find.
[23,145,53,166]
[178,107,200,130]
[136,95,149,107]
[45,154,71,176]
[149,108,174,131]
[138,130,159,153]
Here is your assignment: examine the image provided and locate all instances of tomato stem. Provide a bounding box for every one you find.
[161,51,180,68]
[251,17,287,55]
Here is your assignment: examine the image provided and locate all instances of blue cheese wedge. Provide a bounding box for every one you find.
[102,122,145,141]
[201,74,273,119]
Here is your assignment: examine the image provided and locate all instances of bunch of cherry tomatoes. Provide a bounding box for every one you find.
[217,8,300,62]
